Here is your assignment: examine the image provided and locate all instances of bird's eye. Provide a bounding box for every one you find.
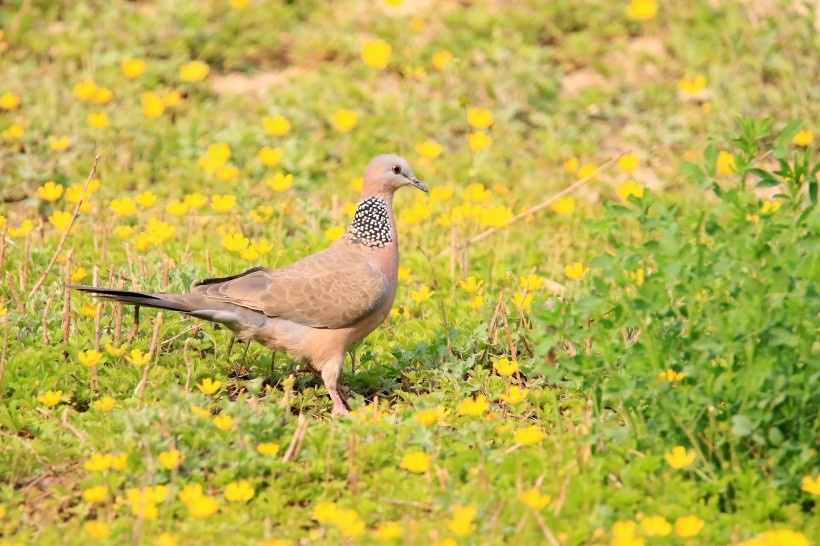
[392,165,401,175]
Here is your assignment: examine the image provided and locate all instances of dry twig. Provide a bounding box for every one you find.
[29,153,100,299]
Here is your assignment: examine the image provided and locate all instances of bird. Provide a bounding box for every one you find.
[72,154,428,415]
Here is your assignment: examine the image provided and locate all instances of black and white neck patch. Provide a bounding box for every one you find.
[346,196,393,248]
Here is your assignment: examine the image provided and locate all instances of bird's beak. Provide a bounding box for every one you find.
[409,176,428,193]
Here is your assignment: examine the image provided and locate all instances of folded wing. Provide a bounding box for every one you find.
[193,251,389,329]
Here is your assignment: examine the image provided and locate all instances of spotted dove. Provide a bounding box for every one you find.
[72,154,428,415]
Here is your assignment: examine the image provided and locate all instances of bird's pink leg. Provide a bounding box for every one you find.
[321,358,349,416]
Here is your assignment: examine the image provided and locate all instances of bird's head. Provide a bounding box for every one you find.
[362,154,428,197]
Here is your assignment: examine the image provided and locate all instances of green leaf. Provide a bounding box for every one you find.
[731,415,754,437]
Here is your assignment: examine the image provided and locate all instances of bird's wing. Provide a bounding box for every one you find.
[192,251,389,329]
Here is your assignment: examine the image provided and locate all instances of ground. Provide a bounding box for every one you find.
[0,1,818,545]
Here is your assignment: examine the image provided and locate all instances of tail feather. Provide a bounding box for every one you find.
[68,285,195,314]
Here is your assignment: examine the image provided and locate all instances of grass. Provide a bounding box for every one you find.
[0,0,818,545]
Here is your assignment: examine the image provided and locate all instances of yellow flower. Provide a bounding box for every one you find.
[186,494,219,518]
[493,358,518,377]
[126,348,151,367]
[801,475,820,495]
[467,107,494,129]
[183,192,208,210]
[563,157,580,173]
[677,75,707,98]
[674,515,704,538]
[415,405,446,426]
[250,205,274,223]
[717,150,736,175]
[78,349,103,367]
[8,219,33,238]
[361,39,392,70]
[178,483,204,504]
[397,266,411,281]
[520,488,550,510]
[629,268,645,287]
[333,508,366,538]
[37,389,62,407]
[617,153,639,172]
[325,226,345,241]
[251,238,274,256]
[230,0,249,8]
[373,521,402,540]
[121,58,146,78]
[744,530,809,546]
[134,191,157,209]
[577,164,598,179]
[2,124,24,140]
[350,176,364,193]
[514,425,545,445]
[215,165,239,181]
[110,197,137,217]
[91,87,113,104]
[448,505,476,537]
[617,180,644,201]
[142,91,164,118]
[82,486,108,505]
[470,295,484,309]
[38,181,64,202]
[499,385,529,405]
[104,342,127,356]
[257,146,283,167]
[792,129,814,147]
[641,515,671,537]
[48,210,74,233]
[257,442,281,456]
[179,61,209,82]
[79,303,98,317]
[0,304,6,317]
[550,196,575,216]
[84,521,110,540]
[520,274,544,291]
[197,378,222,395]
[87,112,109,129]
[626,0,657,20]
[267,172,293,192]
[512,291,533,311]
[263,115,291,136]
[459,276,483,294]
[157,532,179,546]
[331,109,357,132]
[191,406,210,418]
[467,131,492,152]
[92,396,116,412]
[0,91,21,110]
[416,140,443,159]
[84,453,112,472]
[73,80,97,101]
[564,262,589,281]
[158,449,184,470]
[399,451,431,474]
[110,453,128,470]
[162,90,181,107]
[49,135,70,151]
[211,194,236,212]
[430,186,453,202]
[222,233,250,252]
[664,446,696,469]
[658,368,685,382]
[432,49,453,70]
[411,286,434,303]
[458,394,489,416]
[312,501,339,523]
[760,200,780,215]
[225,480,255,502]
[213,414,233,431]
[165,199,189,217]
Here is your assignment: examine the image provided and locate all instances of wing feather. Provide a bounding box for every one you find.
[192,251,389,328]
